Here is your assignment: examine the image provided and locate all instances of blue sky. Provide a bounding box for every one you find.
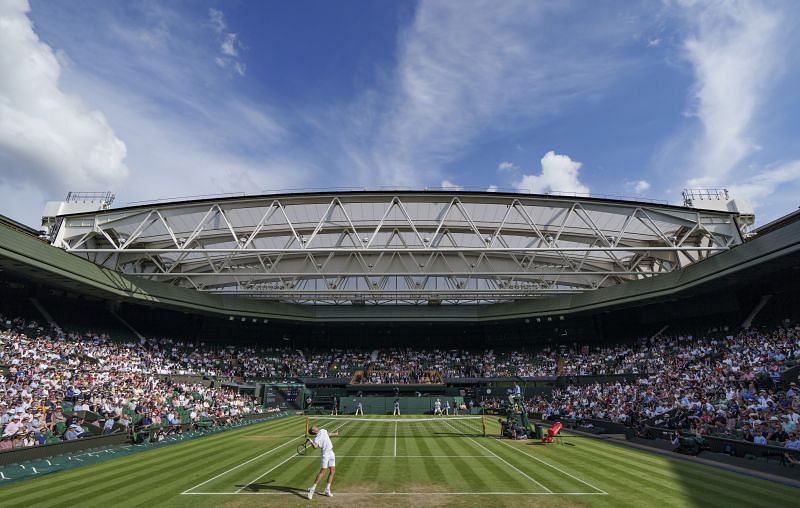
[1,0,799,227]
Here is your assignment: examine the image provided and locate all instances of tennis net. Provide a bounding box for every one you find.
[305,416,486,438]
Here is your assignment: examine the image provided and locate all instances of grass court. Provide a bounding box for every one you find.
[2,415,798,507]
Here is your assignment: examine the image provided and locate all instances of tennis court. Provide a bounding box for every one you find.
[3,415,799,507]
[182,415,604,497]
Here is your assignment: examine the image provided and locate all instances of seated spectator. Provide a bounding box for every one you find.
[102,415,116,435]
[2,414,20,439]
[20,431,37,447]
[0,434,13,451]
[63,424,80,441]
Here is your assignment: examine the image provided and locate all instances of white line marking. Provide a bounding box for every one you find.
[296,455,496,458]
[182,491,608,496]
[441,420,552,493]
[393,421,397,457]
[492,437,608,494]
[234,455,298,493]
[182,418,330,494]
[235,420,346,494]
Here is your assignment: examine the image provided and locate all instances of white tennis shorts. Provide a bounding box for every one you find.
[321,452,336,469]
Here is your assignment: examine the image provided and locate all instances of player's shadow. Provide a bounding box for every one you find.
[235,480,308,498]
[527,441,576,446]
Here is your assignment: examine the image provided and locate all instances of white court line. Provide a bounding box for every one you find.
[182,418,332,494]
[182,491,608,496]
[296,455,496,458]
[441,420,552,494]
[234,420,347,494]
[234,454,298,493]
[492,437,608,495]
[393,421,397,457]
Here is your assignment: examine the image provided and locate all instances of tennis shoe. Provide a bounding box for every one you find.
[323,488,333,497]
[307,488,314,500]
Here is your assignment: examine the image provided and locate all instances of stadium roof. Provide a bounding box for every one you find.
[48,190,744,305]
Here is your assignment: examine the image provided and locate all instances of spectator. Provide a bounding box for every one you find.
[63,424,80,441]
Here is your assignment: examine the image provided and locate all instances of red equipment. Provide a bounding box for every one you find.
[542,421,563,443]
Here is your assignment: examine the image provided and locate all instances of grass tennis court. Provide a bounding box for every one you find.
[2,415,798,507]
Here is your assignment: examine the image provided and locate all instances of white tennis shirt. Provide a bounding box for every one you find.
[314,429,333,455]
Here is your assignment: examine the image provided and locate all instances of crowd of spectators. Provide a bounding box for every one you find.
[530,326,800,452]
[1,314,264,450]
[4,304,799,455]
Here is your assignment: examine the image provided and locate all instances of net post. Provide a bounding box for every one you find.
[305,416,309,436]
[481,415,486,437]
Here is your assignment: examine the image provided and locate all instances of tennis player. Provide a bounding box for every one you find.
[306,425,339,499]
[434,398,442,415]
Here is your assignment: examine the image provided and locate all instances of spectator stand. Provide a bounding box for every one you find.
[0,412,289,483]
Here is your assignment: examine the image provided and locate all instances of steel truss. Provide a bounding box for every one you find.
[51,192,744,305]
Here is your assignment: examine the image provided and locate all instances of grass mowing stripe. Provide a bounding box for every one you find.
[77,442,252,507]
[413,429,449,490]
[571,437,798,500]
[588,438,798,498]
[491,437,605,494]
[2,417,299,503]
[6,415,799,507]
[430,430,535,493]
[564,447,715,504]
[86,417,308,504]
[441,418,552,493]
[7,420,291,507]
[235,418,344,494]
[183,416,330,493]
[9,435,242,507]
[433,435,494,493]
[552,440,791,507]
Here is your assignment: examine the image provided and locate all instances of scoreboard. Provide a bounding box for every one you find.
[262,383,304,409]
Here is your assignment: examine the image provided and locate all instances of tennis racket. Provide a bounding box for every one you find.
[297,440,309,455]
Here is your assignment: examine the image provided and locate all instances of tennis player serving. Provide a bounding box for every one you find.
[306,425,339,499]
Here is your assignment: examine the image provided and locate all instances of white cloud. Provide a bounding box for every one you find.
[208,8,226,33]
[208,8,244,75]
[0,0,127,194]
[440,180,463,191]
[678,1,783,186]
[625,179,651,194]
[516,151,589,195]
[0,2,308,226]
[221,34,238,57]
[486,184,498,192]
[728,160,800,208]
[332,0,634,187]
[497,161,518,172]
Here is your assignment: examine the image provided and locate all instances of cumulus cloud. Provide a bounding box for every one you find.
[0,0,127,192]
[516,151,589,195]
[440,179,463,191]
[625,179,651,195]
[208,8,244,76]
[486,184,498,192]
[497,161,518,172]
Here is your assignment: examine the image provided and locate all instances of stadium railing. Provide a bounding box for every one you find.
[0,411,275,467]
[0,433,130,467]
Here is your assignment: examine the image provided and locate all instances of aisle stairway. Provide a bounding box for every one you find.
[29,297,59,329]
